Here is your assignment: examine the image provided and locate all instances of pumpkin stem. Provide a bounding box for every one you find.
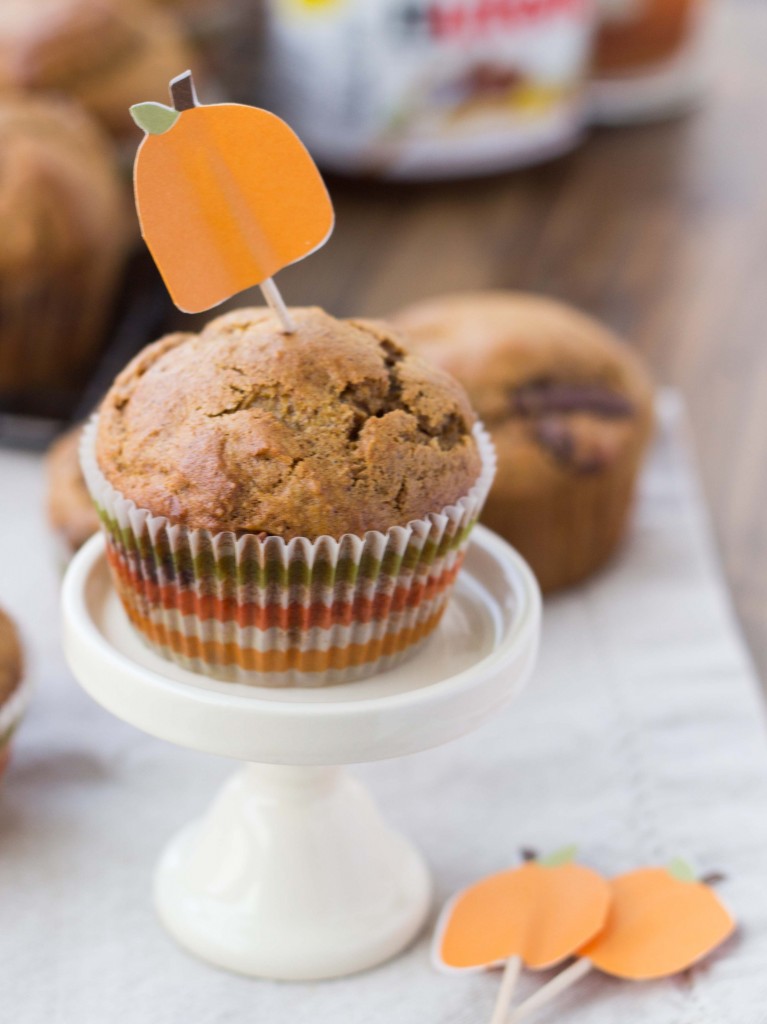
[701,871,727,886]
[520,847,538,862]
[170,70,198,112]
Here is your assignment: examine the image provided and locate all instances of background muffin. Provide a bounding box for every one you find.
[85,307,494,685]
[47,427,100,555]
[392,292,653,592]
[0,96,130,404]
[0,0,198,139]
[0,608,24,779]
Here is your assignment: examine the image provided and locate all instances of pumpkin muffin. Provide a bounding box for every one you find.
[84,307,494,685]
[392,292,653,592]
[47,427,100,555]
[0,608,24,779]
[0,0,197,139]
[0,96,129,404]
[97,307,481,538]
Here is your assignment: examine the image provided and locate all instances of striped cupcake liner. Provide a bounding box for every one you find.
[81,418,496,686]
[0,675,32,780]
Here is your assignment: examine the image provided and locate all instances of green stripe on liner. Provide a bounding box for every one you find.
[98,508,477,590]
[381,547,405,578]
[310,556,335,589]
[401,542,421,571]
[287,556,311,589]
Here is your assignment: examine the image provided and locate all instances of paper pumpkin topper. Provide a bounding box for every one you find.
[130,71,334,315]
[507,860,736,1024]
[579,860,735,980]
[434,846,611,973]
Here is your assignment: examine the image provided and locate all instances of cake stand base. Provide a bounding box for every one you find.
[155,764,430,980]
[62,527,541,981]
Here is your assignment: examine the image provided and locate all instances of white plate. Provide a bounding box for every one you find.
[62,526,541,766]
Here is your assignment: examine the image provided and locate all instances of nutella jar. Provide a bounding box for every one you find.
[259,0,596,180]
[590,0,709,123]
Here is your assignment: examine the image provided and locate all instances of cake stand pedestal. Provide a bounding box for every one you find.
[61,526,541,981]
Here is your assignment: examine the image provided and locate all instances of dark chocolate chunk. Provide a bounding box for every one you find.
[535,416,611,475]
[512,379,634,419]
[535,417,574,465]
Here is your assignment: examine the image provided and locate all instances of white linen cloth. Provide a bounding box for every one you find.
[1,392,766,1024]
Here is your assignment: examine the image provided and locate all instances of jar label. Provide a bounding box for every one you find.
[262,0,596,178]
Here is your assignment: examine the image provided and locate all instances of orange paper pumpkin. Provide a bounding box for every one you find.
[579,861,735,980]
[130,73,334,313]
[435,848,611,972]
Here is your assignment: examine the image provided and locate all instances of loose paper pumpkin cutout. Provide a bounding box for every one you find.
[434,847,611,973]
[578,862,735,980]
[131,73,334,313]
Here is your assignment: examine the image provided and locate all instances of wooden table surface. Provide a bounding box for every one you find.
[273,1,767,681]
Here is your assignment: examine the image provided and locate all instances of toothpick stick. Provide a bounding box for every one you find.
[507,958,592,1023]
[489,956,522,1024]
[260,277,296,333]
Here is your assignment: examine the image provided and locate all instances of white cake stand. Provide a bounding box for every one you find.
[61,526,541,981]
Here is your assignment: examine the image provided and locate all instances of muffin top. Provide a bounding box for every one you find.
[96,307,482,539]
[0,608,22,706]
[392,291,653,478]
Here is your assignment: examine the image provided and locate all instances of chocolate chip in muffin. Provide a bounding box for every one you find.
[511,378,635,474]
[511,379,634,419]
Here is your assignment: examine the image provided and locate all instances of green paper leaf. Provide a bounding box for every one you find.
[540,844,578,868]
[130,102,180,135]
[668,857,697,883]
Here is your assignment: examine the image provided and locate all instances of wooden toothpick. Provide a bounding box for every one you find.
[489,955,522,1024]
[260,276,296,334]
[507,958,593,1023]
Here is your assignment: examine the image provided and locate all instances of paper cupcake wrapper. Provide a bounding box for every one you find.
[0,675,32,779]
[81,418,496,686]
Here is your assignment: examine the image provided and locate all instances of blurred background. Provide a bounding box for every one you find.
[1,0,765,674]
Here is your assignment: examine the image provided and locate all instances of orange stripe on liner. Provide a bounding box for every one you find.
[105,546,462,629]
[119,601,447,673]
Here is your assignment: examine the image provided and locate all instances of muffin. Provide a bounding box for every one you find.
[392,292,653,592]
[83,307,494,685]
[0,608,26,780]
[0,97,129,404]
[594,0,699,76]
[0,0,198,139]
[47,427,101,555]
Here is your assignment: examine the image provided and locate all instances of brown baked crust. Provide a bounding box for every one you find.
[0,95,129,395]
[96,307,481,539]
[594,0,697,76]
[393,292,654,591]
[0,0,197,138]
[0,608,22,706]
[47,427,101,552]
